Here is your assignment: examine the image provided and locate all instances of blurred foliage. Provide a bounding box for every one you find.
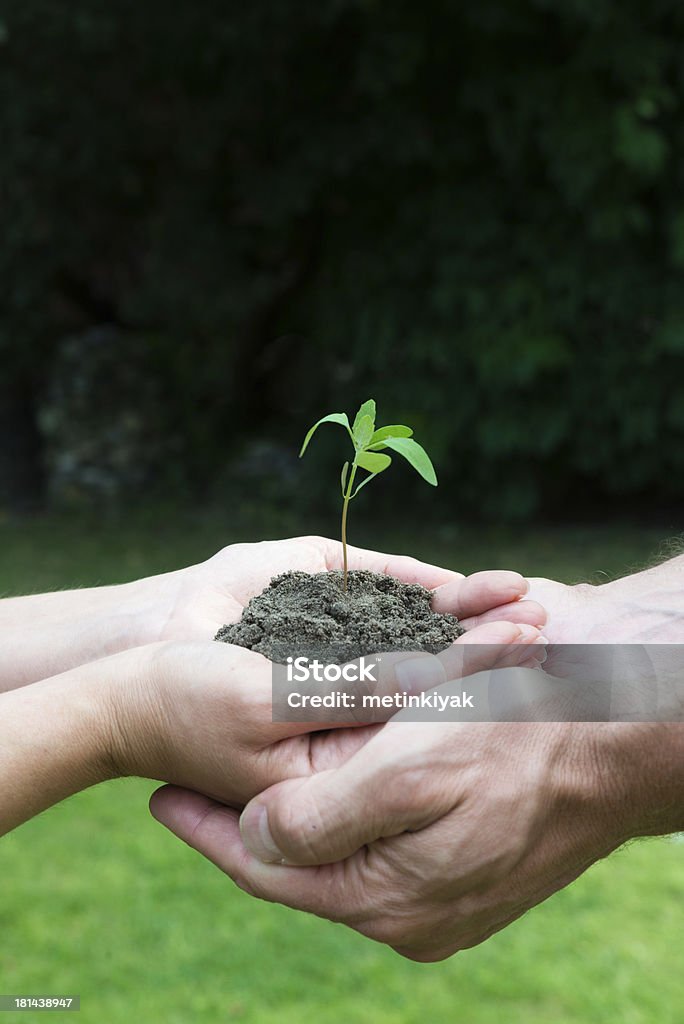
[39,327,181,502]
[2,0,684,519]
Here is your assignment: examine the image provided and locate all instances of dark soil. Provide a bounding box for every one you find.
[214,569,465,663]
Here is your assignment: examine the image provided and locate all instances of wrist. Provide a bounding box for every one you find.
[0,664,119,835]
[546,721,684,855]
[539,556,684,645]
[526,578,599,644]
[96,643,176,782]
[525,574,682,644]
[598,566,684,642]
[62,670,118,786]
[531,723,645,861]
[106,569,186,650]
[591,722,684,838]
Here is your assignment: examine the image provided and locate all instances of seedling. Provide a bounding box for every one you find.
[299,399,437,591]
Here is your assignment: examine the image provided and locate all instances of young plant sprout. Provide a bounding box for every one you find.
[299,399,437,591]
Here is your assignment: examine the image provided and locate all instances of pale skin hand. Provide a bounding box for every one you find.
[0,610,546,838]
[0,535,546,691]
[150,714,684,962]
[522,553,684,645]
[0,641,322,837]
[0,535,547,836]
[144,551,684,960]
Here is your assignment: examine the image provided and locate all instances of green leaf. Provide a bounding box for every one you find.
[352,399,376,439]
[340,460,349,496]
[382,437,437,485]
[350,473,378,499]
[353,414,374,449]
[299,413,352,456]
[355,450,392,473]
[369,424,413,445]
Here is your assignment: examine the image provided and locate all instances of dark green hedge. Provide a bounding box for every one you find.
[2,1,684,518]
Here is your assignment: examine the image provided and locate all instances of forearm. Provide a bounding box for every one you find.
[0,571,182,692]
[0,663,115,836]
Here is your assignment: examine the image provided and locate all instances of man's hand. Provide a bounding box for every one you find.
[523,553,684,645]
[146,549,684,962]
[150,711,684,962]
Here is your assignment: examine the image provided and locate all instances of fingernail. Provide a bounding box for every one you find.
[521,578,530,595]
[395,655,446,695]
[239,803,283,863]
[516,624,539,641]
[537,635,549,645]
[532,637,548,664]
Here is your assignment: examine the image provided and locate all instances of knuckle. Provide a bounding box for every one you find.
[392,944,455,963]
[399,554,421,571]
[453,925,497,951]
[418,840,460,882]
[381,915,464,962]
[360,915,450,957]
[230,872,256,898]
[268,793,328,863]
[232,870,269,904]
[378,920,415,947]
[383,554,419,578]
[357,915,408,947]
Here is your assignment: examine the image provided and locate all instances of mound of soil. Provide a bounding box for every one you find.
[214,569,465,663]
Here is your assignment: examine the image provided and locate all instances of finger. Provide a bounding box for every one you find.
[460,599,547,631]
[239,773,368,865]
[281,626,544,730]
[318,537,462,589]
[150,784,347,917]
[162,642,373,748]
[309,723,383,771]
[239,716,461,866]
[431,571,529,619]
[371,623,536,696]
[149,785,235,838]
[269,649,450,734]
[431,622,545,682]
[518,641,548,669]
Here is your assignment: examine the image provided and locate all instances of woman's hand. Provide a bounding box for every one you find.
[106,621,546,809]
[155,536,547,641]
[0,536,546,691]
[1,609,546,838]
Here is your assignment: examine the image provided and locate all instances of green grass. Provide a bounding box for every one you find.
[1,509,682,1023]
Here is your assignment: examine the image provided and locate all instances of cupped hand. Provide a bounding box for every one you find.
[103,640,370,805]
[109,604,546,809]
[155,536,547,641]
[150,711,655,962]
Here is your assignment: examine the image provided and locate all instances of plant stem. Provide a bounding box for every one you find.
[341,463,357,593]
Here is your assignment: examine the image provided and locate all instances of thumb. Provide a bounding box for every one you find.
[238,771,380,866]
[239,734,452,865]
